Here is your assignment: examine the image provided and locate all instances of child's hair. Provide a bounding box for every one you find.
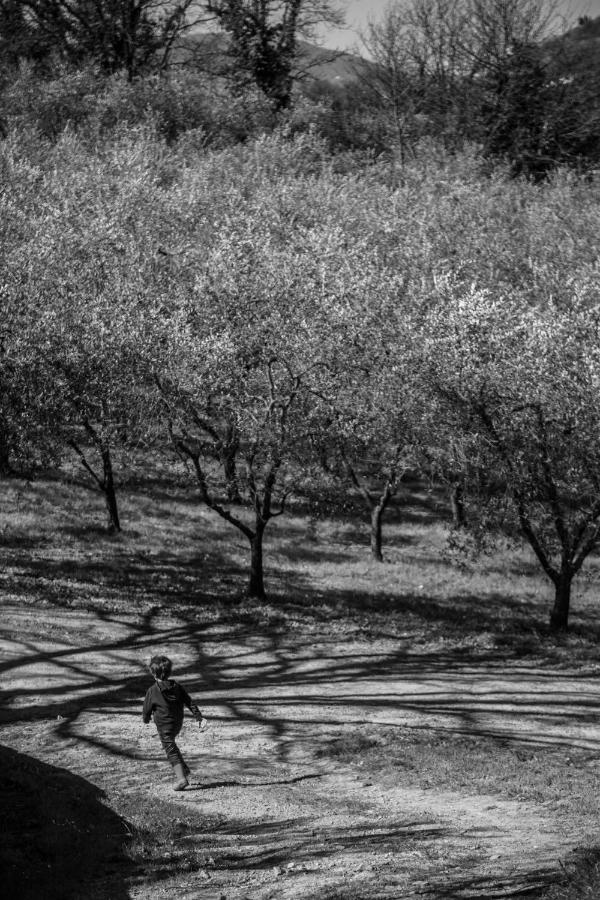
[148,655,172,680]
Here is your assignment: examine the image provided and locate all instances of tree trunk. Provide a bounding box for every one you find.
[370,504,384,561]
[221,426,242,503]
[0,417,12,474]
[450,481,466,528]
[550,571,571,632]
[369,480,396,563]
[0,441,10,475]
[101,445,120,533]
[247,524,266,600]
[223,450,241,504]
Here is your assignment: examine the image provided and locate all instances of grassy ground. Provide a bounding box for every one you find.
[2,470,600,898]
[4,467,600,646]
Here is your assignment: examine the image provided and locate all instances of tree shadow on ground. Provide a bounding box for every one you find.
[2,601,600,752]
[5,530,552,641]
[0,540,562,648]
[267,577,553,643]
[415,867,566,898]
[0,543,243,608]
[4,472,599,647]
[264,558,600,646]
[551,845,600,898]
[0,744,134,900]
[1,609,598,898]
[306,868,559,898]
[184,815,448,869]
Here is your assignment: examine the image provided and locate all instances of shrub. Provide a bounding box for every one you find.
[1,64,276,146]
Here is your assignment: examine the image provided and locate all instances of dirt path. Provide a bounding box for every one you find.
[2,603,599,898]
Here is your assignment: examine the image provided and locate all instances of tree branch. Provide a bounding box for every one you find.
[169,425,254,540]
[68,439,105,490]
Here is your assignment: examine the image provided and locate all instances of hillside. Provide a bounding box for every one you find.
[294,40,367,83]
[545,14,600,76]
[179,15,600,99]
[176,29,366,84]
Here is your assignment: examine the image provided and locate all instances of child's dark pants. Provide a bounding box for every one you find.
[158,727,185,768]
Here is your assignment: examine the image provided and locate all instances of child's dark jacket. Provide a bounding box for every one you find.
[143,679,201,732]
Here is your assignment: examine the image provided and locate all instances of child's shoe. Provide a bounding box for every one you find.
[173,763,189,791]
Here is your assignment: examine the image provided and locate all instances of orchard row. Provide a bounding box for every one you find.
[2,127,600,629]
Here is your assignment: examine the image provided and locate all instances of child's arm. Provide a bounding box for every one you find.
[142,688,153,724]
[180,685,208,728]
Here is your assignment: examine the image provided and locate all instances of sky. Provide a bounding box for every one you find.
[321,0,600,51]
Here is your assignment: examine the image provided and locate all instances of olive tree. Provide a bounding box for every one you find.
[419,285,600,631]
[0,128,167,529]
[34,298,155,533]
[0,288,57,477]
[151,235,336,598]
[316,296,418,562]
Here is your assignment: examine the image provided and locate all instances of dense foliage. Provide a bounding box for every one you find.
[0,0,199,77]
[1,5,600,628]
[1,111,600,628]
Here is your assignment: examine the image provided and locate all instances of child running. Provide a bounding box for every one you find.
[143,654,208,791]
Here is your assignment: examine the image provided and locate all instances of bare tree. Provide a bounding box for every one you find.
[359,4,422,155]
[363,0,474,134]
[359,0,564,145]
[15,0,201,77]
[462,0,561,74]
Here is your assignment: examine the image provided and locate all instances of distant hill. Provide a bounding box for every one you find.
[178,16,600,93]
[561,14,600,43]
[544,14,600,75]
[294,41,367,84]
[176,29,368,86]
[305,16,600,87]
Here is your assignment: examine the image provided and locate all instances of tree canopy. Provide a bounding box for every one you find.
[4,0,200,76]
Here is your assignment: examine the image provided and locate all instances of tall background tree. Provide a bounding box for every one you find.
[479,39,600,177]
[12,0,200,76]
[0,0,50,68]
[150,235,338,599]
[204,0,344,108]
[419,287,600,631]
[358,0,597,169]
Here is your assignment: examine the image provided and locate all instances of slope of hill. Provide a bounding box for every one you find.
[180,14,600,91]
[545,14,600,75]
[176,29,367,85]
[294,40,367,83]
[547,16,600,59]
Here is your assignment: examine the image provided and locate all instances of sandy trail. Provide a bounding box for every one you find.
[1,604,599,898]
